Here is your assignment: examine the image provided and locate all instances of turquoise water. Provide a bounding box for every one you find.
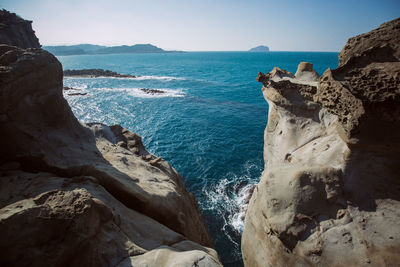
[58,51,338,266]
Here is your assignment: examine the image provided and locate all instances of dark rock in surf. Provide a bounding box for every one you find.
[235,181,248,195]
[140,88,166,95]
[63,86,82,91]
[63,68,136,78]
[67,92,87,96]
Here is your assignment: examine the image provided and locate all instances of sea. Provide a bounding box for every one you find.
[58,51,338,266]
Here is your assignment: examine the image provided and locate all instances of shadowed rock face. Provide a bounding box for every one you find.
[0,17,221,267]
[0,9,40,48]
[317,17,400,135]
[242,17,400,267]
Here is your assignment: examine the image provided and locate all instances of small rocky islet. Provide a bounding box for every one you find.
[63,85,166,96]
[63,68,137,78]
[63,70,168,96]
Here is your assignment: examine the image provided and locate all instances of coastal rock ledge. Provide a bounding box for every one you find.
[0,11,222,267]
[242,18,400,266]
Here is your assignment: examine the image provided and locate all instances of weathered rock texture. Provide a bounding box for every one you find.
[0,40,220,267]
[0,9,40,48]
[242,17,400,266]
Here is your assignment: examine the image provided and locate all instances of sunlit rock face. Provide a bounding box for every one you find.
[0,10,222,267]
[242,17,400,267]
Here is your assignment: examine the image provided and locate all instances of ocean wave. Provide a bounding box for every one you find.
[63,75,186,82]
[64,75,185,81]
[230,183,255,232]
[199,159,262,245]
[63,83,88,90]
[95,87,186,98]
[203,178,256,235]
[64,76,137,80]
[133,75,185,81]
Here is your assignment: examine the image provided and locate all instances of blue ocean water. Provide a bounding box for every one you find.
[58,51,338,266]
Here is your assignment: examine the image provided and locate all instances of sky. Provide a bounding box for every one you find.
[1,0,399,51]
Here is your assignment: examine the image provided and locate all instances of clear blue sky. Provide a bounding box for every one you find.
[1,0,399,51]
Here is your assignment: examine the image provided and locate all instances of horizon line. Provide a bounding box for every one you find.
[41,44,339,53]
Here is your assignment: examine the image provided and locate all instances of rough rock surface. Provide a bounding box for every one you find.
[242,17,400,266]
[0,44,221,265]
[295,62,320,82]
[0,9,40,48]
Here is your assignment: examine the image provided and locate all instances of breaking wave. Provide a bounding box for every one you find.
[134,75,185,81]
[199,159,261,251]
[64,75,185,81]
[95,87,186,98]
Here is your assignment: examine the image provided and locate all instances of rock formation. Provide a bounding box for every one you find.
[63,69,136,78]
[242,17,400,266]
[249,45,270,52]
[0,12,221,267]
[294,62,320,82]
[0,9,40,48]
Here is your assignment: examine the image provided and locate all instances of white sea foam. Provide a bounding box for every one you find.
[95,87,186,98]
[202,178,257,234]
[230,184,256,232]
[64,75,185,81]
[63,83,88,90]
[200,160,261,238]
[64,76,136,80]
[134,75,185,81]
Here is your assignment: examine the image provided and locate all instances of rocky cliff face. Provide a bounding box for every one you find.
[0,9,41,48]
[0,25,221,267]
[242,18,400,266]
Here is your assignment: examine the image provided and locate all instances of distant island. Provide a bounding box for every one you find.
[43,44,182,56]
[249,45,270,52]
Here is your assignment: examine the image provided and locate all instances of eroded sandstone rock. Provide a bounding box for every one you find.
[0,31,221,266]
[295,62,320,82]
[242,17,400,267]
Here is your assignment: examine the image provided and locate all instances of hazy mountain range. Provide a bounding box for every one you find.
[43,44,181,56]
[43,44,271,55]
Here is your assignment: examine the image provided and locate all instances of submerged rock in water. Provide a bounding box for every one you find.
[63,86,82,91]
[67,92,88,96]
[242,17,400,267]
[0,12,221,266]
[63,68,137,78]
[140,88,166,94]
